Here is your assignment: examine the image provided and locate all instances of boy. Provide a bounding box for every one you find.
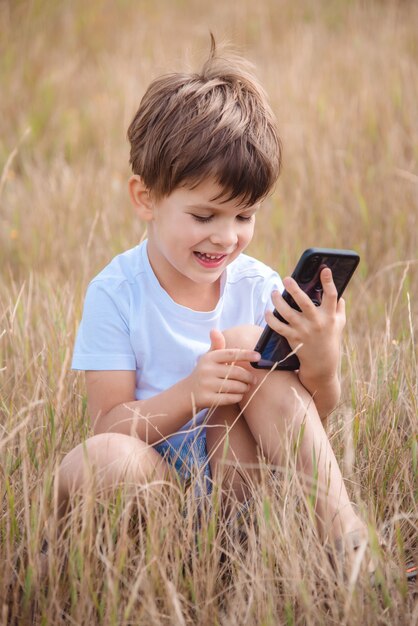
[60,38,371,566]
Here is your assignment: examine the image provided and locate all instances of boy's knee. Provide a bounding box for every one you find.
[61,433,142,468]
[58,432,173,494]
[222,324,263,351]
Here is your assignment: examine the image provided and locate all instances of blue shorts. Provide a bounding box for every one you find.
[153,428,213,500]
[154,428,259,535]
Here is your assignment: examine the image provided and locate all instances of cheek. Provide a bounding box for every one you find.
[239,224,255,246]
[186,224,207,242]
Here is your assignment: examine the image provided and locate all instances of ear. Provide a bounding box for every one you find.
[128,175,154,221]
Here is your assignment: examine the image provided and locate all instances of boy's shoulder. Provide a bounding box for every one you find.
[89,241,147,292]
[227,252,277,284]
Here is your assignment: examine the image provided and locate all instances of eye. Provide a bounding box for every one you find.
[191,214,213,223]
[236,214,254,222]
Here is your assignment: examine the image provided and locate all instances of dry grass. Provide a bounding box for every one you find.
[1,0,417,624]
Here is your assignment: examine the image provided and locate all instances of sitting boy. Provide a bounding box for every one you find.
[59,38,372,568]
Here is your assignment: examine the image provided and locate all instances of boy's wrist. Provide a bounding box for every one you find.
[297,368,340,395]
[180,374,206,413]
[297,369,341,421]
[171,376,198,415]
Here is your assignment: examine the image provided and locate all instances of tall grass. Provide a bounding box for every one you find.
[1,0,417,623]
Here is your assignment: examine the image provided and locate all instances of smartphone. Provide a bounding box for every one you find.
[251,248,360,370]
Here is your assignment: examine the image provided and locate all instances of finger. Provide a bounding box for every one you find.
[270,289,307,326]
[213,393,245,406]
[217,379,252,395]
[320,267,338,312]
[280,279,317,318]
[219,363,257,385]
[213,348,261,364]
[209,328,226,352]
[265,310,297,339]
[270,290,297,324]
[336,296,346,324]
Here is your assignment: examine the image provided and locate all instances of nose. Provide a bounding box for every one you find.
[209,223,238,249]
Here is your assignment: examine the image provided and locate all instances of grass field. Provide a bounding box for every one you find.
[1,0,417,624]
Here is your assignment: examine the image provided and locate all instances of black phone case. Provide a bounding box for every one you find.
[251,248,360,370]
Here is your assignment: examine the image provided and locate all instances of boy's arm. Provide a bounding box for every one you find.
[87,370,198,444]
[266,267,345,425]
[87,332,258,444]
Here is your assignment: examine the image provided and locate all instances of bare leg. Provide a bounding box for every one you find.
[221,325,366,544]
[206,404,262,515]
[37,433,178,578]
[56,433,177,517]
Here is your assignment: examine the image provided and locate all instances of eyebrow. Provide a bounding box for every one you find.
[187,203,258,213]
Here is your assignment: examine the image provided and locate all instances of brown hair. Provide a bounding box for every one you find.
[127,36,282,207]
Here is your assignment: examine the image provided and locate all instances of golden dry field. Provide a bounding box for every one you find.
[1,0,417,624]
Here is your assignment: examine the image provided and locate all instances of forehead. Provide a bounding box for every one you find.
[176,178,255,210]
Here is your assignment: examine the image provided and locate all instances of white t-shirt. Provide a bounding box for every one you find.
[72,240,284,447]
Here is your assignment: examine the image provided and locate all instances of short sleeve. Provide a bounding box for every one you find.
[71,280,136,371]
[254,270,285,327]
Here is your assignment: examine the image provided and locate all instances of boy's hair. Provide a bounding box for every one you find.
[127,36,282,207]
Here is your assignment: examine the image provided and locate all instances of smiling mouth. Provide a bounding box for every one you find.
[193,251,227,266]
[195,252,226,260]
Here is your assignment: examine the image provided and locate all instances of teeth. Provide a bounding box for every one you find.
[195,250,226,261]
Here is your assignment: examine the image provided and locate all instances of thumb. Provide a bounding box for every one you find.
[209,328,226,352]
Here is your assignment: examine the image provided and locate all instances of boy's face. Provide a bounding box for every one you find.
[142,178,258,292]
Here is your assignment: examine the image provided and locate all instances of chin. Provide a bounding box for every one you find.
[192,271,222,284]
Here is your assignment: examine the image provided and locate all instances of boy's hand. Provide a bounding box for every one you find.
[265,267,346,383]
[188,329,259,409]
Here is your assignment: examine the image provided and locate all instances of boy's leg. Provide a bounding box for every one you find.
[219,325,366,544]
[56,433,177,517]
[205,404,263,511]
